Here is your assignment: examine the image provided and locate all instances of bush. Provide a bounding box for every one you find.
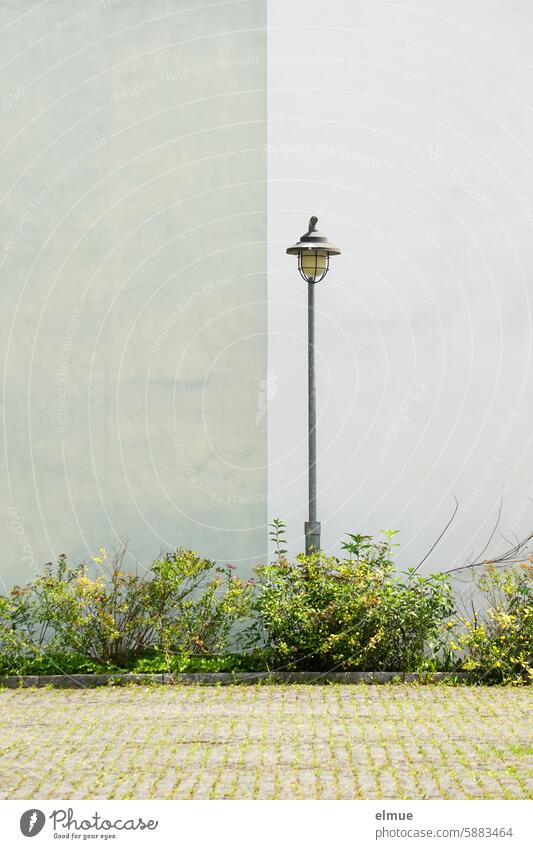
[455,562,533,684]
[0,546,253,667]
[0,593,39,663]
[1,529,531,683]
[148,551,253,657]
[251,529,454,671]
[23,550,157,667]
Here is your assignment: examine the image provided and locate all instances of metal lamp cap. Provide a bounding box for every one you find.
[286,216,341,256]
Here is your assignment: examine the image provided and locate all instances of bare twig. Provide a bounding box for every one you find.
[413,496,459,573]
[444,531,533,575]
[471,499,502,564]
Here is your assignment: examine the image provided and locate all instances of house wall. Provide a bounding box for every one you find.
[0,0,267,588]
[2,0,532,590]
[267,0,533,575]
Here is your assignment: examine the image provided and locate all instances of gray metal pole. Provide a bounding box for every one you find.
[305,281,321,554]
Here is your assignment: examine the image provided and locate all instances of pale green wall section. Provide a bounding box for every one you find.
[0,0,267,587]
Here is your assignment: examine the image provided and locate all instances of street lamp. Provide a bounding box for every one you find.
[286,216,341,555]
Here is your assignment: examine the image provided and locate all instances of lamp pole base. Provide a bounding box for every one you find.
[304,521,321,555]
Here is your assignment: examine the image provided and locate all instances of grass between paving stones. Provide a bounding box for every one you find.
[0,685,531,800]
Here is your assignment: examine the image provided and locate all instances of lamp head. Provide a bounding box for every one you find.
[286,216,341,283]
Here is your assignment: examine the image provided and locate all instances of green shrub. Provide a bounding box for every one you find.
[0,546,253,667]
[0,588,44,663]
[148,552,253,657]
[455,562,533,684]
[15,549,158,667]
[1,529,531,683]
[251,529,454,671]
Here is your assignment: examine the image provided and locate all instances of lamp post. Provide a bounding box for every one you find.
[286,216,341,555]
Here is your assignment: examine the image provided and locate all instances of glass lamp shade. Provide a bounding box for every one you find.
[298,250,329,283]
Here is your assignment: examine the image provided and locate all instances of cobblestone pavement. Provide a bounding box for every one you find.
[0,685,531,799]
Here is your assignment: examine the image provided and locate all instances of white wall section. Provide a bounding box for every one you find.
[267,0,533,572]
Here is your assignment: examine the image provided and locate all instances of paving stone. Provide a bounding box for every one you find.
[0,685,531,799]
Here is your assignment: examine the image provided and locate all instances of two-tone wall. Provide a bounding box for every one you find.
[2,0,533,588]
